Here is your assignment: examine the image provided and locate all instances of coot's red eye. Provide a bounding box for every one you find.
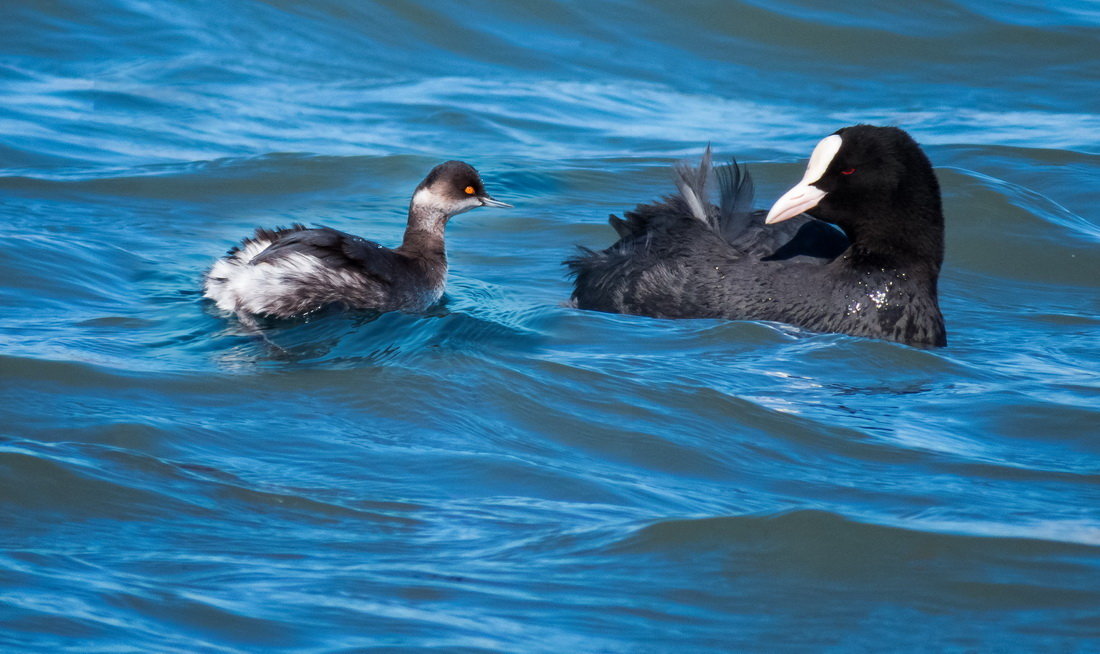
[841,168,856,175]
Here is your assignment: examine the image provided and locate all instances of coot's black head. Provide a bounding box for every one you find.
[411,160,511,219]
[766,125,944,266]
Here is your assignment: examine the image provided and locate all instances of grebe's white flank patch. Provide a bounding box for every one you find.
[204,247,364,316]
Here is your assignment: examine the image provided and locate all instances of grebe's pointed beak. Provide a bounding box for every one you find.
[479,195,512,208]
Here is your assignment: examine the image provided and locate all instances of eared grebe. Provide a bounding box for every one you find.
[204,160,510,320]
[566,125,946,347]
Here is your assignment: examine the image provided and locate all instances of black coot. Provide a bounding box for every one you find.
[567,125,947,347]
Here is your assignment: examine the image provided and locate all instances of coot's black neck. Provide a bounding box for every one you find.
[845,223,943,278]
[834,185,944,280]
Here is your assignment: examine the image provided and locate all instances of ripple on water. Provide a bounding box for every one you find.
[2,0,1099,651]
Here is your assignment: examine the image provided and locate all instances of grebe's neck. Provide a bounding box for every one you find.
[399,189,449,259]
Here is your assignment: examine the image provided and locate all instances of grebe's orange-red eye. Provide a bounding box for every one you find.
[841,168,856,175]
[464,186,475,195]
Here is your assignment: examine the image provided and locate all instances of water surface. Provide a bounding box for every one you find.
[1,0,1098,651]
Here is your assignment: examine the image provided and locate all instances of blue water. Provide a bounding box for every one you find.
[2,1,1099,651]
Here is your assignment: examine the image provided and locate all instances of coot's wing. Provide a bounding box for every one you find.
[248,226,400,285]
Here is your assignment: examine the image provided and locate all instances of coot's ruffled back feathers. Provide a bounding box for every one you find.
[602,147,757,245]
[566,153,845,318]
[569,155,744,318]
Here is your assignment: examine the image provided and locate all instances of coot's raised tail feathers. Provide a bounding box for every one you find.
[595,150,757,247]
[566,127,948,348]
[714,158,757,241]
[674,145,712,225]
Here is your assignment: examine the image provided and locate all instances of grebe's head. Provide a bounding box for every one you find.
[411,161,511,219]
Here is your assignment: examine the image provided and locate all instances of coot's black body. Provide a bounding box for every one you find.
[567,126,947,347]
[204,161,510,320]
